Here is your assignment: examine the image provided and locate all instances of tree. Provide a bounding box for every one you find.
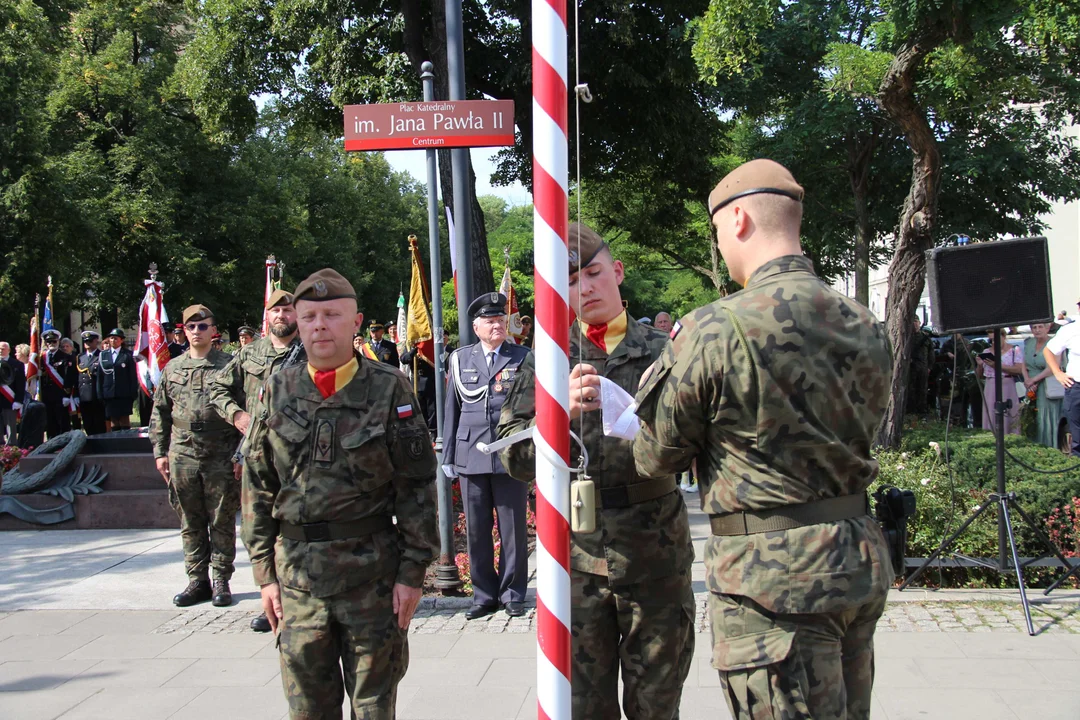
[176,0,722,303]
[691,0,1080,448]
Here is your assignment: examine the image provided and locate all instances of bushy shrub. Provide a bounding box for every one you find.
[873,418,1080,588]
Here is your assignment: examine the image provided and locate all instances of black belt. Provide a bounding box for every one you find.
[709,494,868,536]
[279,515,394,543]
[173,418,231,433]
[599,476,678,509]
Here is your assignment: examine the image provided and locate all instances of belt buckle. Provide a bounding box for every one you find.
[302,522,331,542]
[603,486,630,508]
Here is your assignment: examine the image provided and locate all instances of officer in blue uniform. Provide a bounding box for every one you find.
[442,292,532,619]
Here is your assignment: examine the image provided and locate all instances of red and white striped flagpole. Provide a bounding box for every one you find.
[532,0,571,715]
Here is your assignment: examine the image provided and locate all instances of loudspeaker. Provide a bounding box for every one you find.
[925,236,1053,334]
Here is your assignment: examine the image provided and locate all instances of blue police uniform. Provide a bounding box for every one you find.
[442,292,531,617]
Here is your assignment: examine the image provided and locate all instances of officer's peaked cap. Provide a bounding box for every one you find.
[469,292,507,319]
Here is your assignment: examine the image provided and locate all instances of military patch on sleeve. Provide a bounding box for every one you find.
[407,434,424,460]
[670,321,681,340]
[397,404,414,419]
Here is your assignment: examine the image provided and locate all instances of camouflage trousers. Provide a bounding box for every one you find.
[167,454,240,582]
[709,591,888,720]
[570,569,695,720]
[278,574,409,720]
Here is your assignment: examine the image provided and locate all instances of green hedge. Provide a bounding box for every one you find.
[872,418,1080,588]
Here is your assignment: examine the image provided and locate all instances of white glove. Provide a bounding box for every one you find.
[71,397,80,411]
[62,398,71,409]
[598,376,640,441]
[441,464,459,479]
[12,402,22,411]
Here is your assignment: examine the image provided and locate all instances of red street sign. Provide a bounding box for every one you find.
[344,100,515,151]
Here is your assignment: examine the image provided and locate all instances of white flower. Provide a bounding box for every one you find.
[921,478,931,486]
[901,452,908,460]
[897,464,905,471]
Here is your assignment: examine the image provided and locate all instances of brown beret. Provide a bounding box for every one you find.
[294,268,357,303]
[567,223,608,274]
[708,159,804,218]
[182,305,214,324]
[265,288,294,309]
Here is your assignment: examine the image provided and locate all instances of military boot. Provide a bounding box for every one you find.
[211,578,232,607]
[173,579,212,607]
[250,613,272,633]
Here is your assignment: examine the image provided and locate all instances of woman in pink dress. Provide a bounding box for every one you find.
[976,329,1024,435]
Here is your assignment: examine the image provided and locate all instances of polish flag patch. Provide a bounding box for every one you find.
[670,321,682,340]
[397,405,414,419]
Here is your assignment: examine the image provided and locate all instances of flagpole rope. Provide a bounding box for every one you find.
[532,0,572,713]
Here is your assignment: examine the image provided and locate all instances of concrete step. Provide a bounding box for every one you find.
[0,489,178,531]
[18,453,164,491]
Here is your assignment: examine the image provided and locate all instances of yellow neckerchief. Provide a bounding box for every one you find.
[307,357,359,399]
[582,309,628,355]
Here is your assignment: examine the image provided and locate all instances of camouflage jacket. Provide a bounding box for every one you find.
[209,335,305,424]
[633,255,894,615]
[498,313,692,585]
[241,355,439,597]
[150,349,240,460]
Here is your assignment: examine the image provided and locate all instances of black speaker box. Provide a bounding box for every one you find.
[925,236,1053,334]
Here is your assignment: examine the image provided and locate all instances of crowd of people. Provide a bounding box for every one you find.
[7,158,1077,720]
[907,310,1077,452]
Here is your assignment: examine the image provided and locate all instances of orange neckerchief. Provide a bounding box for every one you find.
[582,310,628,355]
[307,357,359,399]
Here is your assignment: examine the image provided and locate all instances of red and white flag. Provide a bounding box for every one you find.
[500,264,524,343]
[26,314,39,384]
[261,256,277,337]
[134,278,171,398]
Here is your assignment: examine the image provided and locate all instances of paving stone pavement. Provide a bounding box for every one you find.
[4,496,1080,718]
[148,596,1080,636]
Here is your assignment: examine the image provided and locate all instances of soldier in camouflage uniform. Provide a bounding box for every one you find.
[243,268,438,720]
[210,287,305,633]
[498,224,694,720]
[633,160,894,720]
[151,304,242,608]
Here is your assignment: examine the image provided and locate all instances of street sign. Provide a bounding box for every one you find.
[344,100,515,151]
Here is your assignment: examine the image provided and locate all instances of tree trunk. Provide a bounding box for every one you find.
[849,132,875,307]
[874,34,946,449]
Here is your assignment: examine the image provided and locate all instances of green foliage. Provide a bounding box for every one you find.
[873,419,1080,588]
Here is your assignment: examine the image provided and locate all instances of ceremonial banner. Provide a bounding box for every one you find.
[261,256,277,337]
[500,262,524,343]
[134,277,171,398]
[43,277,54,332]
[26,315,39,384]
[407,236,435,366]
[396,291,409,374]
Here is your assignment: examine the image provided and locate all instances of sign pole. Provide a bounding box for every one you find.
[532,0,571,714]
[422,60,462,591]
[445,0,475,345]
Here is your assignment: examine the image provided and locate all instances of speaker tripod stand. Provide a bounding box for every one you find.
[899,330,1076,636]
